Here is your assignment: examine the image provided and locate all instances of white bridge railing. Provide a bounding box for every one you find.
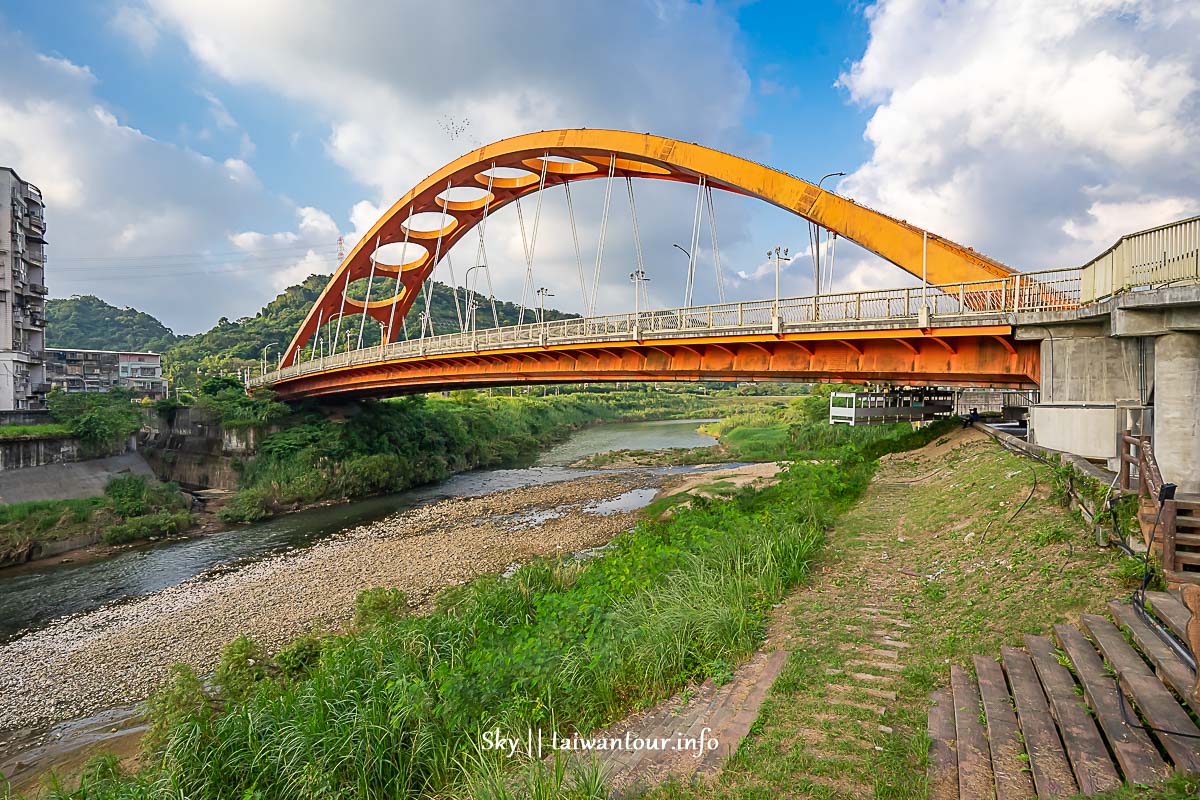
[1080,214,1200,302]
[253,268,1081,387]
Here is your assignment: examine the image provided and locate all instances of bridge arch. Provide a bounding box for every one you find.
[283,129,1015,364]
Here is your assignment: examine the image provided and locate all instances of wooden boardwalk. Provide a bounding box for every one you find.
[929,592,1200,797]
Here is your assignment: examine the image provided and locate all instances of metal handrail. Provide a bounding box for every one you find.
[253,267,1082,387]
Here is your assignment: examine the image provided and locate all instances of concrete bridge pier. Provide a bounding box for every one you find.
[1018,285,1200,492]
[1156,331,1200,493]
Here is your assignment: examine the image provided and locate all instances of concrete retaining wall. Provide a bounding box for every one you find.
[0,436,82,471]
[0,451,157,504]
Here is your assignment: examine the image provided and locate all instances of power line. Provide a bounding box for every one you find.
[51,241,341,263]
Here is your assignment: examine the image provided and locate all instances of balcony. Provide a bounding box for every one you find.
[28,283,47,296]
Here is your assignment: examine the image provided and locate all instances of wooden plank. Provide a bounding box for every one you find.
[974,656,1035,799]
[928,688,959,800]
[951,664,996,799]
[1145,590,1192,642]
[1081,614,1200,773]
[1025,635,1121,795]
[1000,647,1077,797]
[1054,624,1169,786]
[1108,601,1199,715]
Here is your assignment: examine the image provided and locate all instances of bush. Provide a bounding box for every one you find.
[214,635,277,702]
[275,634,325,682]
[354,587,410,628]
[218,486,274,523]
[142,664,213,754]
[105,474,151,517]
[102,511,192,544]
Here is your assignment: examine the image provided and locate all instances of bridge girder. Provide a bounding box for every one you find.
[282,129,1016,365]
[271,327,1038,400]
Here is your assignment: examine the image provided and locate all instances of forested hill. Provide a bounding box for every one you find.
[50,275,577,392]
[46,295,183,353]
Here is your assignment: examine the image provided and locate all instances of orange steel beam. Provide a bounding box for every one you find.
[270,326,1038,400]
[281,129,1017,364]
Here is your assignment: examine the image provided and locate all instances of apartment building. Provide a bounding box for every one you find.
[0,167,48,410]
[45,348,168,400]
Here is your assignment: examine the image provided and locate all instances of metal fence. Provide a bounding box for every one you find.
[1080,215,1200,302]
[253,268,1082,387]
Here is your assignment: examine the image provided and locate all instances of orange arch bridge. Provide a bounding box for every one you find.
[266,129,1066,397]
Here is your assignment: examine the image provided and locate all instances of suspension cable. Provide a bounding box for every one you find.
[685,176,705,306]
[473,166,501,330]
[445,251,464,332]
[515,154,550,325]
[589,154,617,316]
[705,185,725,303]
[356,235,380,349]
[384,209,413,344]
[563,182,588,311]
[626,177,645,279]
[332,252,352,354]
[421,180,453,339]
[826,233,838,293]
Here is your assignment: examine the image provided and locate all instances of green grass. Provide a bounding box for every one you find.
[30,398,957,800]
[0,475,189,550]
[640,428,1137,800]
[0,423,72,440]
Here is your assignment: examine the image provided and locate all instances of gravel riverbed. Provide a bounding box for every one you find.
[0,472,662,734]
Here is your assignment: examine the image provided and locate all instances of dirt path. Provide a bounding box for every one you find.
[625,428,1127,799]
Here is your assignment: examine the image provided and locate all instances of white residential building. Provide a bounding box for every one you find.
[0,167,48,410]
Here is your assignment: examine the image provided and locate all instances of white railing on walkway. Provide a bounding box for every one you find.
[253,268,1080,387]
[1080,215,1200,302]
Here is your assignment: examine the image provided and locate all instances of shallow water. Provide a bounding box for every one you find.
[0,419,718,641]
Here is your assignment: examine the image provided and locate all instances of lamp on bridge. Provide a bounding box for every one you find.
[629,269,650,319]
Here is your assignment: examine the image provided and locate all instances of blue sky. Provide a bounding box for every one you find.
[1,1,1195,334]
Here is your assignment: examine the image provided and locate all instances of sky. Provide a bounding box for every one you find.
[1,0,1197,335]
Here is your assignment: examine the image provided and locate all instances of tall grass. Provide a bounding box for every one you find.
[37,402,951,800]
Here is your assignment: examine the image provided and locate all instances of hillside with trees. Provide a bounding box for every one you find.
[46,295,183,353]
[51,277,578,393]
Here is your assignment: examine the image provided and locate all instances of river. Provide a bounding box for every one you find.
[0,418,725,792]
[0,418,717,643]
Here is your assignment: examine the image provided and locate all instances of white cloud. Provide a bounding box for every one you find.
[0,27,339,333]
[838,0,1200,271]
[109,5,160,55]
[145,0,758,313]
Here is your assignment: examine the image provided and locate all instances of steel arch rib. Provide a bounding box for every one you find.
[283,129,1016,363]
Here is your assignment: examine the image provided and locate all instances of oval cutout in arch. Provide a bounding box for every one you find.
[435,186,493,211]
[401,211,458,240]
[475,166,539,190]
[372,241,429,272]
[520,156,598,176]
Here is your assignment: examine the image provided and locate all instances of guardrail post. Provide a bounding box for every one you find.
[855,294,861,319]
[904,288,911,316]
[737,304,743,326]
[1013,274,1022,312]
[707,306,713,327]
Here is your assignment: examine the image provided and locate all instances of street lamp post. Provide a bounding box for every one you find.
[326,311,347,356]
[769,246,791,320]
[535,287,554,326]
[464,266,488,333]
[261,343,275,376]
[812,171,845,297]
[629,270,649,319]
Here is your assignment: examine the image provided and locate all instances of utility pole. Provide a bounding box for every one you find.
[769,246,791,320]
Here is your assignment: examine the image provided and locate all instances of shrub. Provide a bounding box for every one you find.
[102,511,192,544]
[354,587,410,628]
[275,634,326,682]
[105,474,151,517]
[142,664,213,754]
[218,486,274,523]
[214,635,277,702]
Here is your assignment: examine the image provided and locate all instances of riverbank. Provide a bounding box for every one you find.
[0,471,667,737]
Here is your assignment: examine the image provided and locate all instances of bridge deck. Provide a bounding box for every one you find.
[257,271,1080,399]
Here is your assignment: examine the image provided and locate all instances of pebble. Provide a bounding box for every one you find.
[0,473,662,735]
